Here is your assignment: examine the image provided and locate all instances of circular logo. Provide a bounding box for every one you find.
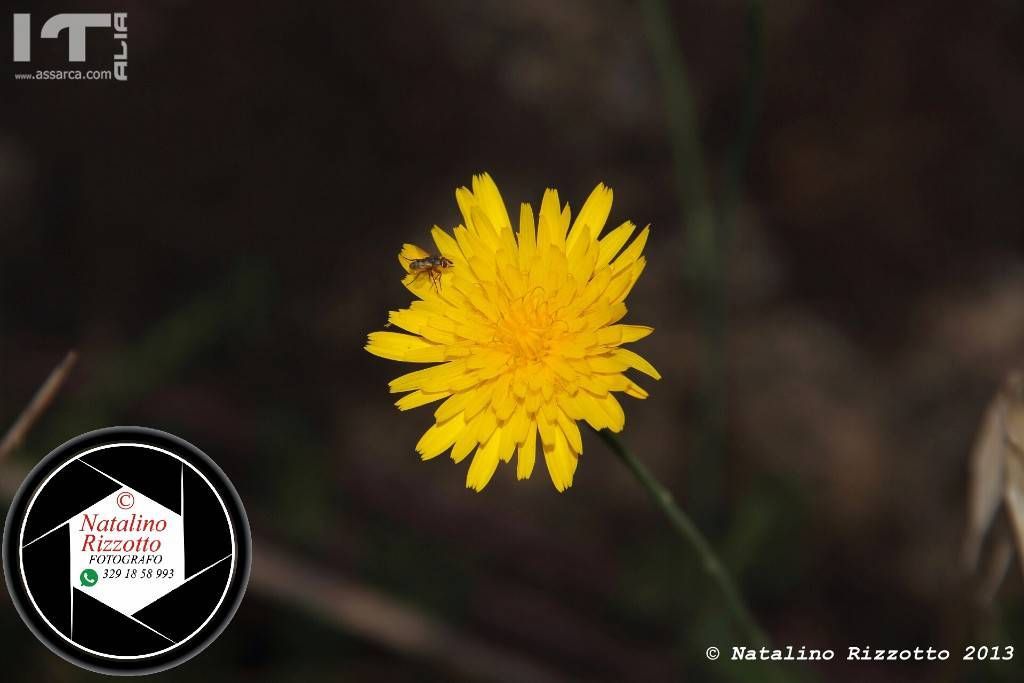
[2,427,251,675]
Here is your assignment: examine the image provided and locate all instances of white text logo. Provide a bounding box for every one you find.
[12,13,127,82]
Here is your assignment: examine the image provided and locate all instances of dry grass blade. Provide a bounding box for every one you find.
[976,522,1013,604]
[252,542,564,683]
[964,385,1010,571]
[964,372,1024,599]
[1004,456,1024,576]
[0,350,78,462]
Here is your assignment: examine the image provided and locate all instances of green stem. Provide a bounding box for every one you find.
[641,0,724,515]
[641,0,710,227]
[642,0,766,525]
[596,429,768,646]
[720,0,765,246]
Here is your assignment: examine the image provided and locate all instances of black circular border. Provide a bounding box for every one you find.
[2,426,252,676]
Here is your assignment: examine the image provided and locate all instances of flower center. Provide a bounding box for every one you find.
[493,289,565,363]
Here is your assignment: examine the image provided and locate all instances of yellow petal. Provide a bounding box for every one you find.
[586,353,626,374]
[597,221,636,266]
[566,228,598,285]
[387,309,458,345]
[613,348,661,380]
[581,302,627,332]
[396,389,451,411]
[543,355,577,383]
[498,426,516,463]
[537,189,566,249]
[611,226,649,273]
[595,324,654,346]
[556,409,583,454]
[463,380,495,421]
[452,224,475,259]
[507,404,530,444]
[416,413,466,460]
[401,270,449,303]
[570,266,611,313]
[525,390,542,414]
[598,392,626,432]
[475,408,498,442]
[398,243,430,273]
[490,373,517,421]
[575,390,609,430]
[435,390,472,422]
[388,361,467,393]
[566,183,612,252]
[517,202,536,269]
[517,421,537,480]
[466,348,508,370]
[537,409,556,447]
[472,173,513,233]
[556,392,587,421]
[366,332,446,363]
[455,187,478,232]
[623,379,649,399]
[466,427,502,491]
[542,427,577,492]
[605,258,646,304]
[451,412,483,463]
[470,205,501,249]
[431,226,463,261]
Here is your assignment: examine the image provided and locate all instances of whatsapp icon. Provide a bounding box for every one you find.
[79,569,98,588]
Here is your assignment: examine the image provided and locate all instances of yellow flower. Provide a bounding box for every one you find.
[366,173,659,492]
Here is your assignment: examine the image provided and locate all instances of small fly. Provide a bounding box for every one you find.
[402,252,454,292]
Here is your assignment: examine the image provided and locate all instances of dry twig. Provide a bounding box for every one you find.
[253,542,563,683]
[0,351,78,462]
[964,371,1024,600]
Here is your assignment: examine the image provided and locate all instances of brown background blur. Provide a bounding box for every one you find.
[2,1,1024,681]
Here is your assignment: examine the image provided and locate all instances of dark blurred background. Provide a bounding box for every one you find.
[2,1,1024,681]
